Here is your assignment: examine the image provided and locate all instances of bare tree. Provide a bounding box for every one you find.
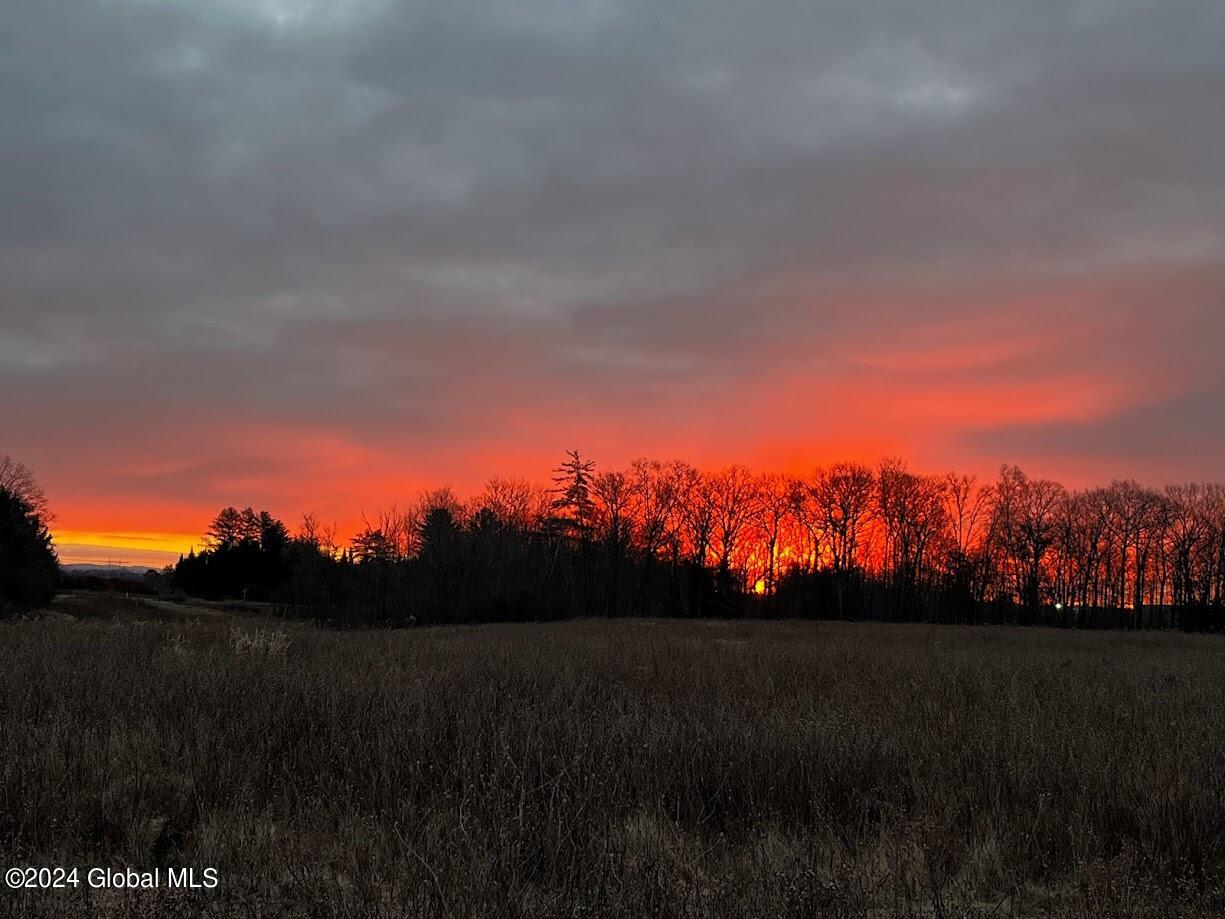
[709,465,760,586]
[0,454,51,522]
[678,465,717,567]
[809,462,875,575]
[592,470,634,547]
[1166,484,1215,610]
[627,459,683,561]
[1102,480,1166,626]
[876,460,950,619]
[474,476,539,531]
[992,465,1065,619]
[945,473,993,557]
[298,512,340,558]
[753,472,797,596]
[790,472,824,574]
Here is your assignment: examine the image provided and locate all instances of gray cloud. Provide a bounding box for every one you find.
[3,0,1225,526]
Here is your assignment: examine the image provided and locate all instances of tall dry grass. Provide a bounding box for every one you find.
[3,597,1225,916]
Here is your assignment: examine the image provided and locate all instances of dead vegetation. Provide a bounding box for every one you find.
[3,596,1225,916]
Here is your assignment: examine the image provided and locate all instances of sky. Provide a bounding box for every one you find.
[2,0,1224,566]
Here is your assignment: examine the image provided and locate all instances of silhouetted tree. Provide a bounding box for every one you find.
[992,465,1065,623]
[753,473,796,597]
[0,454,52,523]
[418,506,462,622]
[709,465,759,591]
[207,507,246,551]
[550,450,597,542]
[0,485,58,614]
[174,507,290,601]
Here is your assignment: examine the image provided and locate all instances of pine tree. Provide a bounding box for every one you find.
[206,507,244,550]
[0,487,57,613]
[550,450,596,540]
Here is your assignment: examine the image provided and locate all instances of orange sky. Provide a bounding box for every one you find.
[42,277,1225,567]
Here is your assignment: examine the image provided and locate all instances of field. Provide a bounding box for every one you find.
[3,595,1225,917]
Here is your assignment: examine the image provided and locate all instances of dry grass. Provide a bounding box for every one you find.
[3,596,1225,917]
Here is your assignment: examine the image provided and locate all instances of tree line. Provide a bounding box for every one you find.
[0,454,57,614]
[171,451,1225,630]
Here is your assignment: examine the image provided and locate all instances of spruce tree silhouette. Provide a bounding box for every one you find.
[0,487,57,614]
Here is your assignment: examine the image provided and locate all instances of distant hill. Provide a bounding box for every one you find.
[61,563,160,578]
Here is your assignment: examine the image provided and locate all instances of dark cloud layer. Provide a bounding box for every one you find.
[2,0,1224,557]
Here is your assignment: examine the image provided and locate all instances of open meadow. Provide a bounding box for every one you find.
[4,595,1225,917]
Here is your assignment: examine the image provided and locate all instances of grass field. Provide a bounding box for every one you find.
[4,594,1225,917]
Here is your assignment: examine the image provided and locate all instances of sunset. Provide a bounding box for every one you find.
[4,1,1225,916]
[4,1,1224,565]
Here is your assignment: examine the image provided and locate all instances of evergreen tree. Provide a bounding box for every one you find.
[419,507,462,621]
[550,450,596,541]
[207,507,244,550]
[0,487,58,614]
